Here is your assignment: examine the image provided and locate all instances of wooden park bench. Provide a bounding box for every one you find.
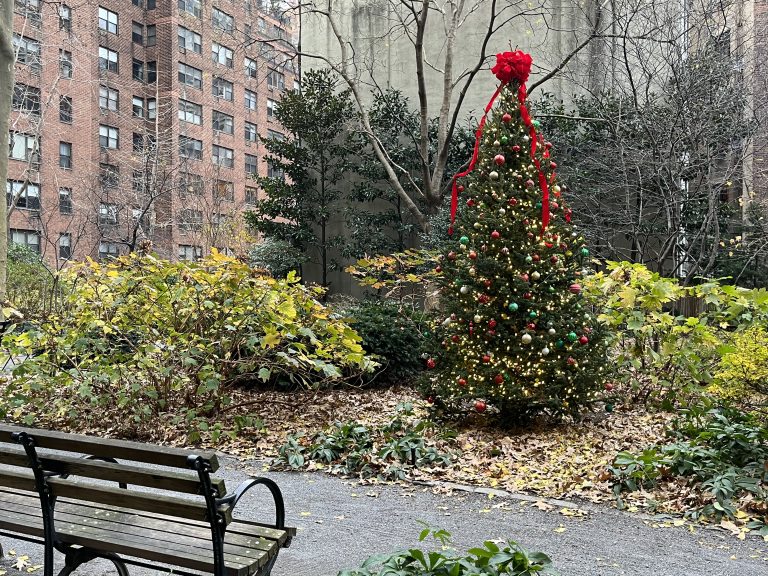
[0,424,295,576]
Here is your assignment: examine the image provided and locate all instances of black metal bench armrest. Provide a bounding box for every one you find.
[218,477,286,530]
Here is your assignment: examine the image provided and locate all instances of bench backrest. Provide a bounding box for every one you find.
[0,424,230,523]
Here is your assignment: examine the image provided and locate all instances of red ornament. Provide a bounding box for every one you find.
[488,319,497,328]
[550,161,557,169]
[491,230,500,240]
[458,378,467,387]
[469,251,477,260]
[566,357,577,366]
[508,198,518,206]
[487,329,496,337]
[527,232,535,239]
[494,154,506,166]
[520,273,529,282]
[457,185,465,193]
[526,322,536,330]
[448,251,457,260]
[551,202,559,210]
[565,209,573,223]
[435,266,442,273]
[526,179,535,189]
[604,382,614,391]
[494,374,504,384]
[451,335,459,343]
[482,355,491,363]
[523,292,532,299]
[427,396,435,404]
[426,358,436,369]
[512,145,521,152]
[532,254,540,262]
[545,141,553,149]
[478,294,490,304]
[550,255,558,264]
[569,283,582,295]
[502,113,512,123]
[484,279,492,288]
[579,335,589,345]
[474,400,487,413]
[545,242,553,249]
[491,50,533,85]
[467,198,475,207]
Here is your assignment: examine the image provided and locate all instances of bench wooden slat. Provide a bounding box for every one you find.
[0,445,227,495]
[0,424,219,471]
[0,490,283,576]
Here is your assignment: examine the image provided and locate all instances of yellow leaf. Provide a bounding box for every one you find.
[261,331,281,348]
[553,525,567,533]
[27,566,43,573]
[300,511,312,517]
[673,519,685,527]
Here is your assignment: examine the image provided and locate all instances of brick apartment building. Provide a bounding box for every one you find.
[7,0,295,267]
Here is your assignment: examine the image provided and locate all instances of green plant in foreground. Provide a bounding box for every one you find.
[338,525,556,576]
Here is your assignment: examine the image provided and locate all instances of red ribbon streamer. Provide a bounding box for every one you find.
[449,82,552,235]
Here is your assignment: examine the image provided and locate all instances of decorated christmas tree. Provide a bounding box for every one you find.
[431,51,607,419]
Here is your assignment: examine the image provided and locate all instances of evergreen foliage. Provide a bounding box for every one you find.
[431,59,608,419]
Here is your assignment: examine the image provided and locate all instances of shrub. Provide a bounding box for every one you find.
[609,400,768,527]
[339,526,556,576]
[274,403,455,480]
[583,261,768,405]
[1,251,376,440]
[7,244,59,321]
[713,326,768,400]
[344,300,433,385]
[250,237,307,278]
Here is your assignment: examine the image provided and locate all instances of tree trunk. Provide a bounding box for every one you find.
[0,0,15,307]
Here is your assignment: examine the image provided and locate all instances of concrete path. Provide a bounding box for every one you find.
[1,454,766,576]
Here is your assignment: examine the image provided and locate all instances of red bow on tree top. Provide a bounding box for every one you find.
[491,50,532,85]
[450,50,552,236]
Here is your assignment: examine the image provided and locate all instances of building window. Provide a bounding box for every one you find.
[178,26,202,53]
[245,154,258,176]
[99,46,118,73]
[59,188,72,214]
[178,99,202,125]
[98,202,118,225]
[178,244,202,261]
[99,125,119,149]
[132,58,144,82]
[134,0,157,8]
[178,0,201,18]
[267,160,284,181]
[244,89,257,111]
[146,25,156,46]
[133,132,144,152]
[60,50,73,78]
[245,186,258,205]
[12,84,40,115]
[59,5,71,32]
[16,0,41,26]
[59,141,72,168]
[132,21,143,44]
[267,129,285,141]
[179,136,203,160]
[148,98,156,119]
[100,86,119,111]
[6,180,40,211]
[99,164,120,188]
[267,98,278,119]
[267,69,285,90]
[244,57,258,80]
[213,180,234,201]
[212,145,234,168]
[178,209,203,232]
[178,63,203,89]
[212,77,233,101]
[147,61,157,83]
[10,229,40,254]
[212,7,234,32]
[9,133,38,162]
[212,110,233,134]
[179,172,204,196]
[59,96,73,123]
[59,234,72,260]
[13,35,41,72]
[99,241,120,260]
[244,122,257,143]
[132,96,145,118]
[98,7,118,34]
[212,42,233,67]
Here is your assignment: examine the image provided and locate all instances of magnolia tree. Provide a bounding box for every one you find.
[430,52,608,419]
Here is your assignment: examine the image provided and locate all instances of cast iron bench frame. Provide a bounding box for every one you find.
[0,424,295,576]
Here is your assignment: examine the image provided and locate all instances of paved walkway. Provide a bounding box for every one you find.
[2,454,767,576]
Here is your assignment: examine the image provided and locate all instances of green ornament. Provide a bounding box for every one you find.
[423,331,430,338]
[501,136,509,144]
[605,403,614,413]
[529,310,538,319]
[508,302,519,312]
[567,331,578,342]
[581,247,590,257]
[556,339,564,348]
[454,279,462,286]
[460,236,469,245]
[525,255,533,264]
[548,286,555,293]
[532,119,541,128]
[535,201,542,209]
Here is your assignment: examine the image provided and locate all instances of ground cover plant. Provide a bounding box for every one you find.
[0,251,375,441]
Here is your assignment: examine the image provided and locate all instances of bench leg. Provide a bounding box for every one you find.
[58,548,129,576]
